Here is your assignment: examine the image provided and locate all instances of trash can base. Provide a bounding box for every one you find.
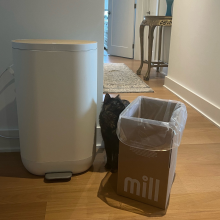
[45,172,72,180]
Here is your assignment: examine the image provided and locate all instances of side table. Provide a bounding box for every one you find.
[136,16,172,80]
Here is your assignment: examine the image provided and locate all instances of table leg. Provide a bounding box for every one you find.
[136,24,145,75]
[157,26,163,72]
[144,25,156,81]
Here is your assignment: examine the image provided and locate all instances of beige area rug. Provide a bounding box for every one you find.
[104,63,154,93]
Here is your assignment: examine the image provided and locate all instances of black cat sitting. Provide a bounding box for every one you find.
[99,93,130,172]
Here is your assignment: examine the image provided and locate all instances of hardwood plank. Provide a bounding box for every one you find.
[0,186,51,205]
[0,202,47,220]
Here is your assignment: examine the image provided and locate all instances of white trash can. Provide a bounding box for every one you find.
[12,39,97,176]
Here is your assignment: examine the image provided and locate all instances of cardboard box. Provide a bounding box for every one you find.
[117,141,178,209]
[116,97,187,209]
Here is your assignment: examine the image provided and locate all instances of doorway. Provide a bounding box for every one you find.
[107,0,136,58]
[104,0,108,51]
[105,0,160,60]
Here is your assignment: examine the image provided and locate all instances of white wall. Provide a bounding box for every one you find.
[0,0,104,151]
[165,0,220,127]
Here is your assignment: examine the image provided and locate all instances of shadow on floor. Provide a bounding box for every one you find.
[0,147,107,180]
[0,152,41,179]
[91,147,109,173]
[97,172,168,217]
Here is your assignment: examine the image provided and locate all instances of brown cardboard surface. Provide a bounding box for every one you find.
[166,147,178,205]
[116,97,186,210]
[117,141,177,209]
[98,171,167,217]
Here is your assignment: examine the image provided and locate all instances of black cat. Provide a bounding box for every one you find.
[99,93,130,172]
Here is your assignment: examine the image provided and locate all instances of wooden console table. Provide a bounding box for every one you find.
[136,16,172,80]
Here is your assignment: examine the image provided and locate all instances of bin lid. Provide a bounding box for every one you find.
[12,39,97,51]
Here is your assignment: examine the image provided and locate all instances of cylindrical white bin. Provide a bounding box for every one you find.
[12,39,97,175]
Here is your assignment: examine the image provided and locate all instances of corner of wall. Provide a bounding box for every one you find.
[164,76,220,127]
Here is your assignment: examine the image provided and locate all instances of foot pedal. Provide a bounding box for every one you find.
[45,172,72,180]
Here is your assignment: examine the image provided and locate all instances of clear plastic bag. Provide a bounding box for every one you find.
[117,96,187,151]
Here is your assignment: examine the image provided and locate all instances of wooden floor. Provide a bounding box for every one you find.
[1,55,220,220]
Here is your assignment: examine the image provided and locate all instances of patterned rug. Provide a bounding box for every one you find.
[103,63,154,93]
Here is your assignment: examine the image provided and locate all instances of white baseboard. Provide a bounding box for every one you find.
[0,128,19,137]
[0,127,103,153]
[0,129,20,152]
[164,76,220,127]
[0,146,20,152]
[160,67,168,76]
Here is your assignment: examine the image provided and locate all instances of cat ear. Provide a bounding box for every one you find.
[115,94,121,100]
[104,93,111,104]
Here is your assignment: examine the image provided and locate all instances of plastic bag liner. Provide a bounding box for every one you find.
[117,96,187,151]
